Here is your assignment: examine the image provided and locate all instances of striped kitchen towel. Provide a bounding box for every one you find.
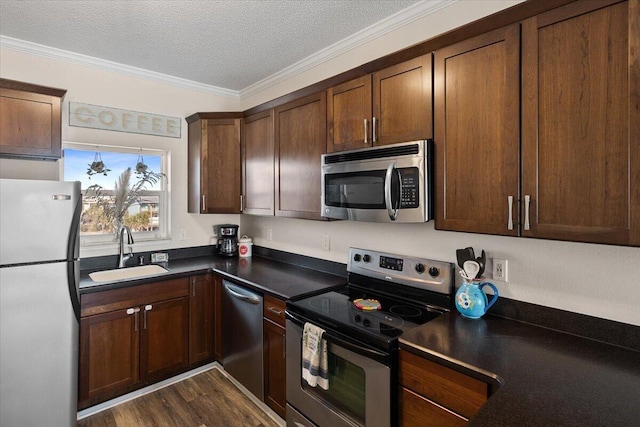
[301,322,329,390]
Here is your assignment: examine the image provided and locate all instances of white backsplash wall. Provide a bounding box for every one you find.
[241,215,640,327]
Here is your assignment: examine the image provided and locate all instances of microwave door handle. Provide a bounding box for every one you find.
[384,162,400,221]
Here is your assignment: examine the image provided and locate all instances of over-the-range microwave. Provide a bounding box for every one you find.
[321,140,433,223]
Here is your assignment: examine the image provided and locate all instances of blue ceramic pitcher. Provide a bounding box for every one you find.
[455,280,499,319]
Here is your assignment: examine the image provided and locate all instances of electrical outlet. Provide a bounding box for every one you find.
[322,235,330,251]
[179,229,187,241]
[266,228,273,241]
[493,259,508,282]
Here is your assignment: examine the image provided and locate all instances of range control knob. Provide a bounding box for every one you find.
[354,314,361,323]
[363,254,372,263]
[353,253,362,262]
[362,318,371,327]
[415,263,425,274]
[429,267,440,278]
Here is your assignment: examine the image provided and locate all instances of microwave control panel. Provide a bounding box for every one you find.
[399,168,419,208]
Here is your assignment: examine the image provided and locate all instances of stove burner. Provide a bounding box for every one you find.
[389,305,423,318]
[308,297,350,312]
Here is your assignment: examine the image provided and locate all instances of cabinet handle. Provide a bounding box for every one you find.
[372,117,377,143]
[507,196,514,230]
[240,194,244,212]
[267,306,283,316]
[127,307,141,331]
[202,194,206,212]
[524,195,531,231]
[364,119,368,144]
[143,304,152,329]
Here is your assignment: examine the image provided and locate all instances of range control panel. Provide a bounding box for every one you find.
[347,247,454,296]
[379,255,403,271]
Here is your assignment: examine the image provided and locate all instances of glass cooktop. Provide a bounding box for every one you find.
[289,285,444,343]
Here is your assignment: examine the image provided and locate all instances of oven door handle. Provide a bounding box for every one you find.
[286,310,388,359]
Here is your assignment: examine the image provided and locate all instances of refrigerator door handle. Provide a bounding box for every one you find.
[67,261,81,322]
[67,188,82,262]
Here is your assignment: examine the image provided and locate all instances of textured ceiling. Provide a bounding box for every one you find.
[0,0,421,91]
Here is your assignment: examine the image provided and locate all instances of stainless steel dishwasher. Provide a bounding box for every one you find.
[222,280,264,400]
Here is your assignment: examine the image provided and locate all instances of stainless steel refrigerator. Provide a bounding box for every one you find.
[0,178,81,426]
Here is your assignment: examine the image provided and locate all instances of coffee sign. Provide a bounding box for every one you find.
[69,102,181,138]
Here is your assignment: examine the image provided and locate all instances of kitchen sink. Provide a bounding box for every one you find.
[89,264,169,282]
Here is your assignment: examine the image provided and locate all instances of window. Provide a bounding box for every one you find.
[63,143,169,245]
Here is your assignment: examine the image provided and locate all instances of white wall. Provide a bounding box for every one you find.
[0,47,242,257]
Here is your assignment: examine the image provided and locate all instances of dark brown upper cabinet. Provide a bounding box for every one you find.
[242,109,275,216]
[436,0,639,247]
[187,114,242,214]
[0,78,66,160]
[434,25,521,236]
[327,54,433,152]
[521,0,639,246]
[274,92,327,220]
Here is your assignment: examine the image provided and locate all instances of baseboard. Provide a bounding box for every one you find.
[76,363,285,427]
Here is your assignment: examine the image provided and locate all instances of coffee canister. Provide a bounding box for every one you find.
[238,235,252,258]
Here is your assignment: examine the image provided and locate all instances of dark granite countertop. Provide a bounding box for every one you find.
[400,312,640,426]
[79,254,346,300]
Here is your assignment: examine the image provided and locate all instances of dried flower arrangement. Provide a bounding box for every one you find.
[85,167,164,237]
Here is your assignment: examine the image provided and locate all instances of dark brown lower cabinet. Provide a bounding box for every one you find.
[189,274,215,365]
[213,274,224,362]
[141,297,189,383]
[398,349,489,427]
[79,309,139,408]
[78,278,190,409]
[263,294,286,418]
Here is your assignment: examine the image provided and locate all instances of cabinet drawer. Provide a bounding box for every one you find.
[81,278,190,317]
[263,294,286,327]
[399,349,488,419]
[398,386,467,427]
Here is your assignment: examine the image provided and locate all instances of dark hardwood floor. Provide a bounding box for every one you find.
[77,368,281,427]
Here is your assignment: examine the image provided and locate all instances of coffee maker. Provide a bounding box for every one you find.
[216,224,239,256]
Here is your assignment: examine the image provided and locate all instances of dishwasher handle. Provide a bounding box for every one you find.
[224,282,261,305]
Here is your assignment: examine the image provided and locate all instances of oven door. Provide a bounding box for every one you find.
[286,313,391,427]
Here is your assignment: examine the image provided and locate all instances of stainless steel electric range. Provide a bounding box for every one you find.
[285,247,454,427]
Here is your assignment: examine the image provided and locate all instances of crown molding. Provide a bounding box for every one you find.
[239,0,457,99]
[0,0,456,102]
[0,35,240,99]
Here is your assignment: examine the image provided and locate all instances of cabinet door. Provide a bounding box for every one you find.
[203,119,242,213]
[263,318,286,419]
[140,297,190,383]
[189,274,215,365]
[213,275,224,361]
[373,54,433,146]
[327,75,373,152]
[274,92,327,220]
[521,0,640,246]
[188,118,241,213]
[434,25,520,235]
[78,309,139,409]
[0,80,65,159]
[243,110,275,215]
[398,387,466,427]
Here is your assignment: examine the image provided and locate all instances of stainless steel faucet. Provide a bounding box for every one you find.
[118,225,134,268]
